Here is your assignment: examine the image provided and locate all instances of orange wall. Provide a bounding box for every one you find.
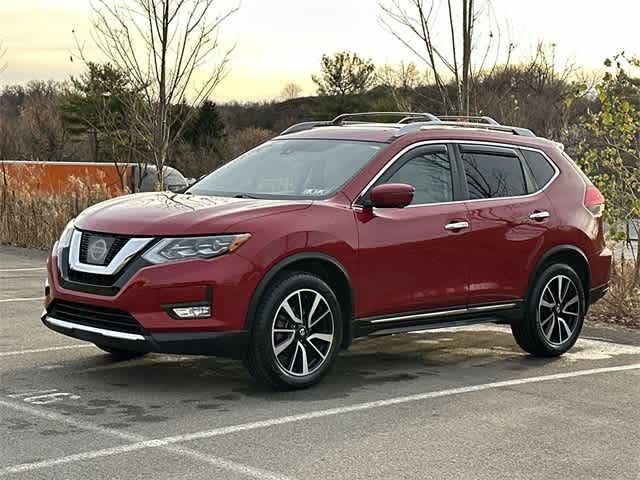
[0,161,132,195]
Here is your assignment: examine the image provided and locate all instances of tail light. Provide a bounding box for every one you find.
[584,185,605,217]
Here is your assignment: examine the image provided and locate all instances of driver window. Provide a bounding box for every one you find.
[381,149,453,205]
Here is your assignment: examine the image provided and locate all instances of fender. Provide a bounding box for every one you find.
[526,244,591,301]
[244,252,355,345]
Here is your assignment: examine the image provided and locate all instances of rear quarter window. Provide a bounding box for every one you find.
[522,150,556,189]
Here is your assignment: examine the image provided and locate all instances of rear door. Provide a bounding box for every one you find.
[457,143,555,305]
[355,144,470,318]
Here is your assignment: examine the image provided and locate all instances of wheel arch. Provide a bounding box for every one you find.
[527,244,591,306]
[245,252,355,349]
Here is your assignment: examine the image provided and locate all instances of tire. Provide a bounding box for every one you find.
[95,344,148,360]
[245,271,343,390]
[511,263,586,357]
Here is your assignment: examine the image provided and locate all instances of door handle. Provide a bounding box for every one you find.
[529,210,550,220]
[444,221,469,231]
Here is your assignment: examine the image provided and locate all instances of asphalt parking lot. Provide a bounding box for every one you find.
[1,245,639,479]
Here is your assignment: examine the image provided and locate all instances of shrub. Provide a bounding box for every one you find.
[0,165,114,249]
[222,127,275,162]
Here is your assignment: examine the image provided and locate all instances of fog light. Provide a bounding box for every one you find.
[172,306,211,319]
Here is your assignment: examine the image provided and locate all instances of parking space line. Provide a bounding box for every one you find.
[0,345,92,357]
[1,363,638,477]
[8,389,59,398]
[0,296,43,303]
[0,396,295,479]
[0,267,46,272]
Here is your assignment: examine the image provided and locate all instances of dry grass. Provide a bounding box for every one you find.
[1,166,115,250]
[589,258,640,328]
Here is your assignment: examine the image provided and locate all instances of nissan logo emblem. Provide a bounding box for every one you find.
[88,238,109,264]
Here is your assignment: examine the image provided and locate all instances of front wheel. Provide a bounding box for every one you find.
[245,271,342,390]
[512,263,586,357]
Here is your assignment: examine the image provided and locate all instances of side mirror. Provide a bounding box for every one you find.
[368,183,415,208]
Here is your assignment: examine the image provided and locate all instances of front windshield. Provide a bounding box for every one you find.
[186,139,383,199]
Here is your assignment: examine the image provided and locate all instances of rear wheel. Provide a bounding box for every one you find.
[245,271,342,390]
[512,263,585,357]
[94,344,148,360]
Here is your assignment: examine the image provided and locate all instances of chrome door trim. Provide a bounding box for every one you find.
[352,140,560,209]
[367,302,518,325]
[468,303,517,312]
[44,315,146,341]
[369,307,469,324]
[68,230,153,275]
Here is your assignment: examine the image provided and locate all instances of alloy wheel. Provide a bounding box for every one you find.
[271,288,334,377]
[537,274,581,346]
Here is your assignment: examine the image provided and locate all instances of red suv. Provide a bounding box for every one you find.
[43,112,612,389]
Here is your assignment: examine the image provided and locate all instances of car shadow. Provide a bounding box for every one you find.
[64,328,561,404]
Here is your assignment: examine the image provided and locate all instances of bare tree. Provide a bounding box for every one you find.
[281,82,302,101]
[377,61,426,110]
[87,0,237,188]
[379,0,513,115]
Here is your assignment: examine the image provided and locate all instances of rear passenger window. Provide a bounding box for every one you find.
[462,152,527,199]
[382,150,453,205]
[522,150,555,189]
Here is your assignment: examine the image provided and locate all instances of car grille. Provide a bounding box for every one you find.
[49,300,144,334]
[79,232,130,265]
[67,269,118,287]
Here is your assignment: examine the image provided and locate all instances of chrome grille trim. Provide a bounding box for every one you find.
[69,230,153,275]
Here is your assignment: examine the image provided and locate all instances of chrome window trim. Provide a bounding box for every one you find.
[367,302,518,324]
[352,140,560,209]
[68,230,153,275]
[44,315,146,341]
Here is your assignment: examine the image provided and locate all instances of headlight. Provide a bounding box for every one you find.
[142,234,251,264]
[54,219,75,272]
[54,219,75,257]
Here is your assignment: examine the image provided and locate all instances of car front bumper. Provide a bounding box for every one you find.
[44,249,259,357]
[41,311,249,358]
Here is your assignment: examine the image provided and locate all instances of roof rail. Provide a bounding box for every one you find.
[279,111,536,138]
[393,121,439,137]
[420,121,536,137]
[280,121,331,135]
[331,112,440,125]
[437,115,499,125]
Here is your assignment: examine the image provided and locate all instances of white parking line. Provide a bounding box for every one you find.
[8,389,59,398]
[0,362,638,477]
[0,296,43,303]
[0,395,295,480]
[0,345,92,357]
[0,267,46,272]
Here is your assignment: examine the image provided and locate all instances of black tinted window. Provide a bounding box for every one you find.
[462,152,527,199]
[383,150,453,205]
[522,150,555,189]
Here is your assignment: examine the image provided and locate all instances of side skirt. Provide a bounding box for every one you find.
[353,301,524,339]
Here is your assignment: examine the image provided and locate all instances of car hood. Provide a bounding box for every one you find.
[75,192,312,236]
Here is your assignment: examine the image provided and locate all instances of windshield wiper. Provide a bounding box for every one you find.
[232,193,260,199]
[233,193,260,200]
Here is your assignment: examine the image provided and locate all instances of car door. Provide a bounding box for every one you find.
[354,143,470,319]
[457,143,555,305]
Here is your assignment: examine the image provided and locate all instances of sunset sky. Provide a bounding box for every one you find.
[1,0,638,102]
